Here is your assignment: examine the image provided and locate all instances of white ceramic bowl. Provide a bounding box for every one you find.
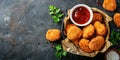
[70,4,93,26]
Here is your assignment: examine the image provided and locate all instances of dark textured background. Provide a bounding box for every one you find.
[0,0,120,60]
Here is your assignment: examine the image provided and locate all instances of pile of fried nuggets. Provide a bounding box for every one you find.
[65,12,106,53]
[46,12,107,53]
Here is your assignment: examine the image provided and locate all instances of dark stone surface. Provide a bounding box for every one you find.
[0,0,120,60]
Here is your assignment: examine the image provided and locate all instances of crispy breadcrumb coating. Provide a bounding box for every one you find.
[102,0,117,11]
[79,39,93,53]
[114,13,120,28]
[94,21,107,36]
[83,24,95,38]
[89,36,105,51]
[46,29,61,41]
[92,13,103,23]
[67,26,82,40]
[66,24,76,33]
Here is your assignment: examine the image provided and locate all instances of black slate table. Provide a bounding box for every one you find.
[0,0,120,60]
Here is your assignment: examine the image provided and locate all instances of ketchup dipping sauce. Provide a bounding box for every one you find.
[70,4,93,26]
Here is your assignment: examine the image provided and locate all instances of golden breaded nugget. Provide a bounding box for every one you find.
[114,13,120,28]
[92,13,103,23]
[94,21,107,36]
[102,0,117,11]
[79,39,93,53]
[46,29,61,41]
[83,24,95,38]
[89,36,105,51]
[66,24,76,33]
[67,26,82,40]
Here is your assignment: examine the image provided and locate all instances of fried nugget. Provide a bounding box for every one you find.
[114,13,120,28]
[46,29,61,41]
[67,26,82,40]
[102,0,117,11]
[79,39,93,53]
[66,24,76,33]
[83,24,95,38]
[72,39,79,46]
[94,21,107,36]
[89,36,105,51]
[92,13,103,23]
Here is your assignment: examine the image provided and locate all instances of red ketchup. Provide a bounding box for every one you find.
[72,6,90,24]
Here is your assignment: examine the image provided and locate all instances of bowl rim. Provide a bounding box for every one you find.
[70,4,93,26]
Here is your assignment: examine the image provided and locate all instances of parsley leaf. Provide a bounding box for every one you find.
[52,16,60,23]
[110,30,120,46]
[49,5,64,23]
[58,13,64,18]
[55,45,62,51]
[55,9,60,14]
[55,45,67,59]
[62,51,67,56]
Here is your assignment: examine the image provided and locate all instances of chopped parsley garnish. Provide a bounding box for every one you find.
[49,5,64,23]
[110,30,120,46]
[55,45,67,58]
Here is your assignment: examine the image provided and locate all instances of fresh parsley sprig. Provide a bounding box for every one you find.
[55,45,67,58]
[110,30,120,46]
[49,5,64,23]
